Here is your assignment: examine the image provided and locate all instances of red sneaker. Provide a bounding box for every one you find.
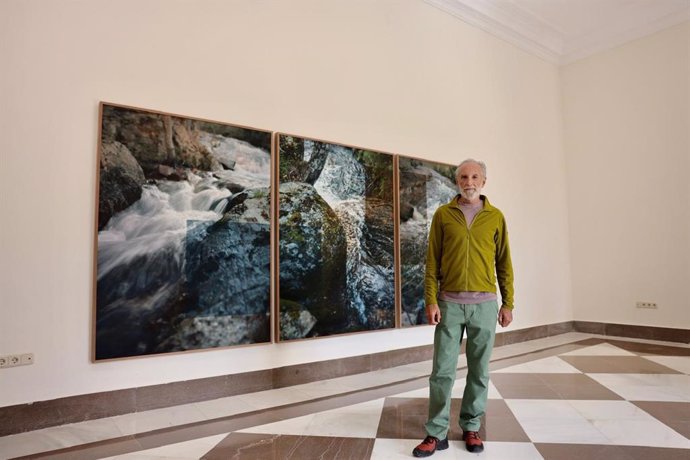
[412,435,449,457]
[462,431,484,453]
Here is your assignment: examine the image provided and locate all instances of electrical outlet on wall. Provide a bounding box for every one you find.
[636,301,658,309]
[0,353,35,368]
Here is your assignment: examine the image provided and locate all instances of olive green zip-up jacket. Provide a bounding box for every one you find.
[424,195,514,309]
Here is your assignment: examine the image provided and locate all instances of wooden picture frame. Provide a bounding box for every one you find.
[276,133,396,340]
[94,103,273,360]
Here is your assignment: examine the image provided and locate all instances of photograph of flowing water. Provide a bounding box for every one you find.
[398,157,457,326]
[95,104,272,359]
[277,135,395,340]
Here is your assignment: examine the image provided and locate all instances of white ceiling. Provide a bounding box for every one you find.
[424,0,690,65]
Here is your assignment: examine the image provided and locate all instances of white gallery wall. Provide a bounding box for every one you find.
[562,22,690,330]
[1,0,572,406]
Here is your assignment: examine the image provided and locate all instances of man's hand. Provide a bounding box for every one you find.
[426,304,441,325]
[498,306,513,327]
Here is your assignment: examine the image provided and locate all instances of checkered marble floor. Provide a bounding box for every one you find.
[2,335,689,459]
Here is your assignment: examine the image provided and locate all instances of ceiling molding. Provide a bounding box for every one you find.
[424,0,563,64]
[560,7,690,65]
[424,0,690,66]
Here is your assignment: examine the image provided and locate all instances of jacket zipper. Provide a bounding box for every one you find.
[465,207,486,291]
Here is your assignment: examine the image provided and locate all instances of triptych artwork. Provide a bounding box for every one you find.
[94,103,458,360]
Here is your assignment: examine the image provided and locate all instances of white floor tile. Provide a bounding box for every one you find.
[593,419,690,448]
[452,378,502,399]
[303,409,381,438]
[566,400,690,447]
[291,375,362,393]
[387,386,429,398]
[587,373,690,402]
[303,399,385,438]
[492,356,582,374]
[505,400,610,444]
[9,333,690,460]
[561,343,636,356]
[568,400,652,419]
[110,404,208,436]
[238,399,385,438]
[371,439,543,459]
[194,395,257,419]
[642,356,690,374]
[506,399,582,419]
[100,433,227,460]
[512,417,610,444]
[370,438,421,459]
[0,418,124,459]
[236,412,316,436]
[451,441,544,459]
[236,386,315,410]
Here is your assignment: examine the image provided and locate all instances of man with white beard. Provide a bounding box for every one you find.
[413,159,515,457]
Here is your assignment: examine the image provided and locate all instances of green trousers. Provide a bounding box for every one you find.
[425,299,498,438]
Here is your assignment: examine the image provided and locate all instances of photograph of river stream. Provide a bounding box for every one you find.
[398,157,457,326]
[95,104,272,360]
[278,135,395,340]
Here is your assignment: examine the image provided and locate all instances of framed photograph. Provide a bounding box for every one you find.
[94,103,272,360]
[398,156,457,326]
[277,134,395,340]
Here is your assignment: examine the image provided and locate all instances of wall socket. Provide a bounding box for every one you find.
[0,353,34,368]
[636,301,658,309]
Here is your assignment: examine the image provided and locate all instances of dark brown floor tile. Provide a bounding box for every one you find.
[603,339,690,357]
[491,372,622,399]
[376,397,429,439]
[135,423,232,451]
[202,432,374,459]
[376,397,528,442]
[11,436,143,460]
[488,342,593,373]
[574,338,608,346]
[537,373,623,400]
[490,373,562,399]
[493,383,563,399]
[605,324,690,344]
[491,373,545,385]
[632,401,690,438]
[621,445,690,460]
[482,400,530,442]
[560,356,682,374]
[535,443,635,460]
[666,421,690,439]
[549,382,623,400]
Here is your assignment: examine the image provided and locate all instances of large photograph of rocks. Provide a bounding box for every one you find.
[399,156,457,326]
[95,103,272,360]
[277,134,396,340]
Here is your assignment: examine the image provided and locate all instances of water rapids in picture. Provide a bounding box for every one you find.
[95,105,271,359]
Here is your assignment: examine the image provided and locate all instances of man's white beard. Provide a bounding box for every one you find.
[461,187,481,201]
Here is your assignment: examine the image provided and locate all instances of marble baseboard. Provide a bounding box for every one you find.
[2,321,687,436]
[573,321,689,343]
